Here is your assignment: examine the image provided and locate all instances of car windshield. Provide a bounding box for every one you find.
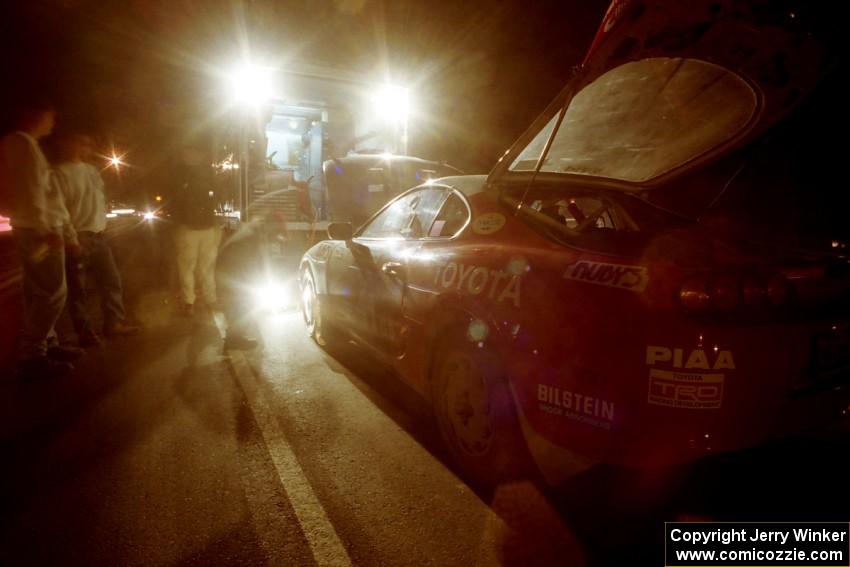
[509,58,757,183]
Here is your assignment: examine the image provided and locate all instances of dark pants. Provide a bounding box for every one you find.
[66,231,126,334]
[13,228,66,359]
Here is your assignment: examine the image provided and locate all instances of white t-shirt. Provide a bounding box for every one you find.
[56,161,107,233]
[1,131,71,235]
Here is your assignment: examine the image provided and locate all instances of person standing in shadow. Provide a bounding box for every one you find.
[55,132,140,346]
[0,100,83,378]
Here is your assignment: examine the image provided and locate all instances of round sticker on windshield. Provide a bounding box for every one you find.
[473,213,506,235]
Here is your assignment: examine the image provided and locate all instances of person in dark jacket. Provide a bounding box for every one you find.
[170,144,220,316]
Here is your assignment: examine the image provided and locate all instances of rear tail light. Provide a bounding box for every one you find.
[741,276,766,307]
[711,275,739,312]
[766,273,788,305]
[679,272,788,314]
[680,278,711,312]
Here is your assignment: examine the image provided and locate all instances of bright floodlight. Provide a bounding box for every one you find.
[228,64,273,106]
[108,154,124,169]
[374,84,409,121]
[253,279,289,312]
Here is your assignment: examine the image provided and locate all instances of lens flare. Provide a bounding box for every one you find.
[253,279,290,311]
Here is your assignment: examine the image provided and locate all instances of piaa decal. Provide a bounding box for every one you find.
[646,346,735,370]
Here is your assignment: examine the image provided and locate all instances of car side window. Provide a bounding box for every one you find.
[410,188,448,238]
[359,192,418,239]
[358,188,447,239]
[428,193,469,237]
[539,196,616,230]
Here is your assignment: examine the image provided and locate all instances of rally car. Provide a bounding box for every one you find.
[299,0,848,486]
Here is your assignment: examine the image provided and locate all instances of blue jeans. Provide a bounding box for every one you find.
[66,231,126,333]
[13,228,66,358]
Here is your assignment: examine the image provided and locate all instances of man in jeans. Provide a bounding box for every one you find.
[56,133,139,346]
[0,101,84,378]
[170,144,220,315]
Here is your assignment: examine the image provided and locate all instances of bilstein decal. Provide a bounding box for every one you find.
[537,384,615,430]
[563,261,648,292]
[646,346,736,370]
[647,369,724,409]
[472,213,506,235]
[433,262,522,307]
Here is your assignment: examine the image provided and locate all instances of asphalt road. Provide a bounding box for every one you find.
[1,223,849,566]
[0,292,513,566]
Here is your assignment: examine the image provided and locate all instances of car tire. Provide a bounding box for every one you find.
[301,269,340,347]
[430,326,537,489]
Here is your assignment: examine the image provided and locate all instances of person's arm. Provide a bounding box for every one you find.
[92,166,105,198]
[56,167,78,216]
[91,165,107,221]
[8,135,49,233]
[167,164,186,223]
[52,170,80,251]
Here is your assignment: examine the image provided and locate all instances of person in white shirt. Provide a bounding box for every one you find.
[55,133,139,345]
[0,100,84,379]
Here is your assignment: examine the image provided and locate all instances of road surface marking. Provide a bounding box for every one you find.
[213,314,352,567]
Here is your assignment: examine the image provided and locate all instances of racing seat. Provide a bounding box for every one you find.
[540,204,567,225]
[567,202,587,224]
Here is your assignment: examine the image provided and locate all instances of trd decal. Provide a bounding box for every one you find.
[563,261,648,292]
[647,369,724,409]
[433,262,522,307]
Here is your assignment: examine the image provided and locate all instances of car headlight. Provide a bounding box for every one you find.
[252,280,290,311]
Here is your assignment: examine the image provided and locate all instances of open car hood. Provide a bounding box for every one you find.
[488,0,836,190]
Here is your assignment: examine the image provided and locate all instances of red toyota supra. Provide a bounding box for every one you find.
[299,0,848,485]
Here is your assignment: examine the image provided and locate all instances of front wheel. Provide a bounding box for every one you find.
[431,329,537,489]
[301,270,339,347]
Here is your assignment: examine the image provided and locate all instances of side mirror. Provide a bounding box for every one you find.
[327,222,354,241]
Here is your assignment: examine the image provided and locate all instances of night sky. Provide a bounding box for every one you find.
[2,0,608,175]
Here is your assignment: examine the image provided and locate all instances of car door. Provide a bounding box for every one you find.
[404,188,474,307]
[351,186,450,355]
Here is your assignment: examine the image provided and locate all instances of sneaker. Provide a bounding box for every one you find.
[46,344,85,362]
[224,334,259,351]
[18,356,74,379]
[78,329,103,348]
[103,321,141,337]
